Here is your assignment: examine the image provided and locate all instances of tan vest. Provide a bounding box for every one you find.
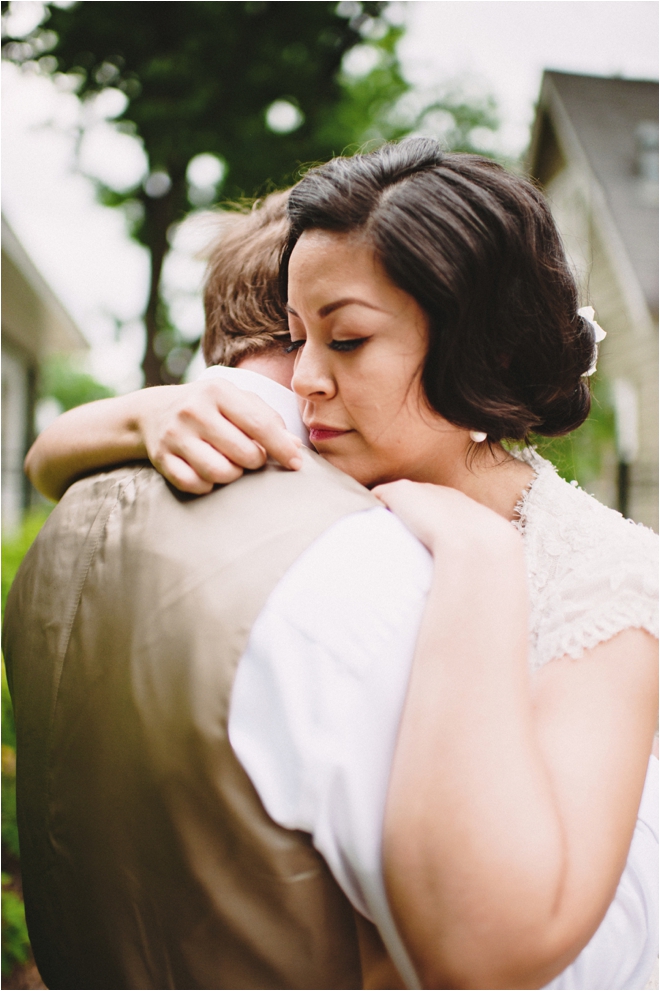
[3,451,388,990]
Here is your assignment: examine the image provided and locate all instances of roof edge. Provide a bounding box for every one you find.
[2,215,88,352]
[526,72,656,334]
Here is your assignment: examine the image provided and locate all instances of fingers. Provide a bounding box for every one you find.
[202,382,303,470]
[373,480,521,558]
[156,451,244,494]
[165,413,269,473]
[167,437,250,487]
[141,378,305,496]
[371,480,414,508]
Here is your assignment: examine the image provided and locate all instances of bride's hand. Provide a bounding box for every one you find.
[372,479,519,555]
[139,379,303,494]
[25,377,305,502]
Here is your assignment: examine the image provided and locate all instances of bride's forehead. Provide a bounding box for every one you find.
[288,232,389,299]
[291,229,370,266]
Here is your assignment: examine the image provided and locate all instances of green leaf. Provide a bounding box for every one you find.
[1,875,30,977]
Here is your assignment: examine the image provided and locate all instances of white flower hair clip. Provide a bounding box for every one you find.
[578,306,606,376]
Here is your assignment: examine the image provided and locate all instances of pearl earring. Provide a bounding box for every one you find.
[469,431,487,443]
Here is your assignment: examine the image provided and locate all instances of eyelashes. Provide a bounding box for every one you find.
[284,338,369,354]
[329,338,369,353]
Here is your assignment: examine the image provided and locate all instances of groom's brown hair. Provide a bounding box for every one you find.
[202,189,291,367]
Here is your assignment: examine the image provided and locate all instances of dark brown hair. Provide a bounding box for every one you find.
[282,138,595,440]
[202,190,290,367]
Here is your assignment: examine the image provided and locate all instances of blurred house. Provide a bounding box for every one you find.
[2,216,87,531]
[527,70,658,530]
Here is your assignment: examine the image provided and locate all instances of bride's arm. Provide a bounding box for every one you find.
[375,480,657,990]
[25,380,303,501]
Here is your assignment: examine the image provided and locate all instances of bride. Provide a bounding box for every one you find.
[26,140,657,989]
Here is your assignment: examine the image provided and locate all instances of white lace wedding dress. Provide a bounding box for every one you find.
[515,453,658,670]
[515,453,658,991]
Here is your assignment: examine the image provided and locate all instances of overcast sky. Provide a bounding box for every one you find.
[3,0,658,391]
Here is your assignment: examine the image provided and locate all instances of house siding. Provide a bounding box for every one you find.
[530,72,658,531]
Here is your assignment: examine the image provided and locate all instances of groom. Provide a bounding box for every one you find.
[2,190,426,989]
[4,192,656,991]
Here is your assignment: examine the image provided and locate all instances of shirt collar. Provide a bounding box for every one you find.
[197,365,312,447]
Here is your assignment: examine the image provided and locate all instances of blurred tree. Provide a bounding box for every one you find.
[1,1,403,384]
[2,1,500,385]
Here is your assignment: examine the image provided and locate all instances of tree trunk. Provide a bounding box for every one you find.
[140,187,179,387]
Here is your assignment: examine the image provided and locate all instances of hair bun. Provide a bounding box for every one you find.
[517,312,595,437]
[533,380,592,436]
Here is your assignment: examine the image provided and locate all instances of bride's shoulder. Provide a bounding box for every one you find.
[514,452,658,669]
[516,451,657,557]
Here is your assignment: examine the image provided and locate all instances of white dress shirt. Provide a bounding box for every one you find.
[202,365,659,990]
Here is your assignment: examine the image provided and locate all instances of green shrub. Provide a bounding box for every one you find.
[39,354,115,412]
[1,687,19,859]
[1,874,29,977]
[2,508,52,620]
[531,378,616,489]
[2,509,51,978]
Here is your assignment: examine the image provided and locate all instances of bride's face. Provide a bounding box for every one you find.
[287,230,467,488]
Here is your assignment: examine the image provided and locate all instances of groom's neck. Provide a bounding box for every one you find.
[235,351,295,390]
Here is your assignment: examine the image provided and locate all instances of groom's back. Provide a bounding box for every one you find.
[3,453,375,989]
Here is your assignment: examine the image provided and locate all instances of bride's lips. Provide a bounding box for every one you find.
[307,424,351,443]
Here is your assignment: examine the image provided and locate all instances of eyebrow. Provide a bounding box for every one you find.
[286,298,387,319]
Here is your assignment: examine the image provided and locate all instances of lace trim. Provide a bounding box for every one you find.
[534,599,658,670]
[510,447,543,536]
[508,453,659,670]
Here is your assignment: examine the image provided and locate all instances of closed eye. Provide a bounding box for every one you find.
[329,338,369,353]
[284,339,305,354]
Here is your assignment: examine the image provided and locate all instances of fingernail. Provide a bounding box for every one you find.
[289,456,303,470]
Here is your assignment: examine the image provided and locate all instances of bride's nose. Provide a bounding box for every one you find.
[291,343,336,401]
